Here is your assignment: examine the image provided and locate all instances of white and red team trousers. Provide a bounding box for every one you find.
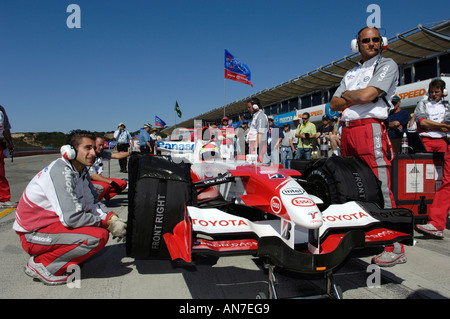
[13,158,113,276]
[427,143,450,231]
[334,54,399,209]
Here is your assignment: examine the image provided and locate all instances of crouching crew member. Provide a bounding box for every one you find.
[13,130,127,285]
[90,136,128,201]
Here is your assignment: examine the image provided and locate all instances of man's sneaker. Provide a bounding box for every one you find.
[24,257,70,286]
[0,201,17,208]
[372,249,407,267]
[416,223,444,239]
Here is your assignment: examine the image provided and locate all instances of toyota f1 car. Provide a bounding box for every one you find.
[126,135,414,299]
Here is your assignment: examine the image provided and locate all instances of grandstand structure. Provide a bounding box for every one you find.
[163,20,450,134]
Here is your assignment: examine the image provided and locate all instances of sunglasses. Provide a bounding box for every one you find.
[360,37,381,44]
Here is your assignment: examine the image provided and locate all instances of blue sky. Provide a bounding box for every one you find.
[1,0,448,133]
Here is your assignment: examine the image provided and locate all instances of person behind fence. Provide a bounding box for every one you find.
[295,112,316,160]
[90,136,129,201]
[414,78,449,153]
[330,26,404,267]
[13,130,127,286]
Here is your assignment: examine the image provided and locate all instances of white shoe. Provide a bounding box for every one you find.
[416,223,444,239]
[0,201,17,208]
[24,257,70,286]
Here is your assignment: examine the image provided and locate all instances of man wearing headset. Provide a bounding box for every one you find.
[330,27,404,267]
[13,130,126,285]
[246,97,269,162]
[414,79,449,153]
[414,79,450,238]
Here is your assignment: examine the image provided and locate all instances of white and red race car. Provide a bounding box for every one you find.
[127,133,413,299]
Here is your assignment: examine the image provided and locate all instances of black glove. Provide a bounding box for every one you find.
[110,181,122,193]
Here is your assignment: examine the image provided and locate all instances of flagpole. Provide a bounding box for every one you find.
[223,76,226,117]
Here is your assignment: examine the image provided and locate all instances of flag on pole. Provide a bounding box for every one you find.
[155,115,167,128]
[224,49,253,87]
[175,101,182,118]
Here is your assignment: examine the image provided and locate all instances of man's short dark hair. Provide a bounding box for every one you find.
[429,79,446,92]
[66,129,96,149]
[248,97,261,108]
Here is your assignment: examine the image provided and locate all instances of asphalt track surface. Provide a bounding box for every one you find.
[1,153,449,300]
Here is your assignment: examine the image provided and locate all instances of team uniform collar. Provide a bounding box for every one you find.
[358,54,382,67]
[60,156,90,178]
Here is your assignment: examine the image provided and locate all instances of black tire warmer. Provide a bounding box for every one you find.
[126,155,196,258]
[302,156,384,209]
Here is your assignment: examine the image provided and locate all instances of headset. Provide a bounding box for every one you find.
[350,27,388,54]
[249,98,260,110]
[427,78,448,98]
[60,144,77,160]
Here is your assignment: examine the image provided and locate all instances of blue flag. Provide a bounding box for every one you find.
[224,50,253,87]
[155,115,167,128]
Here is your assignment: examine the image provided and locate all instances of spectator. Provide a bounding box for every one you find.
[89,136,128,201]
[150,128,161,154]
[280,124,295,168]
[0,105,16,208]
[330,115,342,156]
[316,115,334,157]
[139,123,153,154]
[295,112,316,160]
[265,116,283,165]
[13,130,126,285]
[388,96,410,153]
[219,117,235,160]
[114,123,132,172]
[388,96,410,138]
[246,98,268,162]
[316,114,334,144]
[235,119,249,158]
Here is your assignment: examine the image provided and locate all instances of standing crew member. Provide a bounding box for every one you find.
[0,105,15,207]
[13,130,126,285]
[416,141,450,238]
[414,79,449,153]
[330,26,405,267]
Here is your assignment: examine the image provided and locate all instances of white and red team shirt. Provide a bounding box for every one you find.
[334,54,398,122]
[13,157,110,233]
[414,98,449,139]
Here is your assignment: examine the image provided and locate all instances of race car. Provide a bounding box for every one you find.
[126,134,414,299]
